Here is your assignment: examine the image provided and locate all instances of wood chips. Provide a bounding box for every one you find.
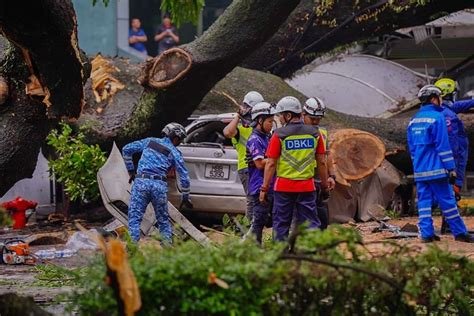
[91,54,125,104]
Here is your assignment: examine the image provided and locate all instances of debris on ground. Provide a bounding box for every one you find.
[65,229,100,251]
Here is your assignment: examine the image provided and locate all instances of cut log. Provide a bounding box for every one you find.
[139,48,192,89]
[330,129,386,183]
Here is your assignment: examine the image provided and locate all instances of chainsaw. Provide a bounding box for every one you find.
[0,238,35,265]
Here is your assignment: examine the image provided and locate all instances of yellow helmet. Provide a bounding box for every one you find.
[434,78,457,97]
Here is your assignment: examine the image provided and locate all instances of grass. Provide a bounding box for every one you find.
[32,264,80,288]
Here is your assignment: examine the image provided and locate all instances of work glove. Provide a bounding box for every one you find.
[128,171,136,184]
[179,193,194,210]
[448,170,457,185]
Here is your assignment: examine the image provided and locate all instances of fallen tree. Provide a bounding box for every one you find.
[244,0,474,77]
[76,58,422,174]
[0,0,88,196]
[0,0,301,195]
[1,0,473,195]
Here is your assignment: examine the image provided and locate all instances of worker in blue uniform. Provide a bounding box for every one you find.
[122,123,192,243]
[407,85,473,243]
[434,78,474,196]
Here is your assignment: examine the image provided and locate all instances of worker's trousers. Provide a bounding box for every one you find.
[128,178,172,243]
[315,183,329,230]
[248,192,273,244]
[416,178,467,239]
[238,168,254,221]
[273,191,319,241]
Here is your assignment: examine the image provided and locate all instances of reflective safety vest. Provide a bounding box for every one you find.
[276,124,319,180]
[232,125,253,171]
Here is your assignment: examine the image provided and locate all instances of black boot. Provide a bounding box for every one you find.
[440,216,450,234]
[421,235,441,243]
[454,233,474,243]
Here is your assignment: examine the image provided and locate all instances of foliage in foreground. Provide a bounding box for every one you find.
[47,123,106,202]
[67,226,474,315]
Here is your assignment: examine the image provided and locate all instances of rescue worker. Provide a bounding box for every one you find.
[223,91,264,220]
[260,96,329,241]
[122,123,192,243]
[407,85,473,243]
[434,78,474,197]
[245,102,275,244]
[302,97,336,230]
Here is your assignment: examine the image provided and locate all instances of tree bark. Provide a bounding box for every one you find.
[78,0,302,146]
[0,0,301,195]
[79,55,474,177]
[243,0,474,78]
[0,0,472,196]
[0,0,87,196]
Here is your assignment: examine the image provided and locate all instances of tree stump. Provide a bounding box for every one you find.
[330,129,386,185]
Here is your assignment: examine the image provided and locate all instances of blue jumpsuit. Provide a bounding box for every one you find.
[440,99,474,187]
[122,137,190,243]
[407,104,468,239]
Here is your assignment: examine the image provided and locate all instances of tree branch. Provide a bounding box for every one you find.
[280,253,403,291]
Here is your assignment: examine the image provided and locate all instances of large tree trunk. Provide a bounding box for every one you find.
[1,0,472,196]
[0,0,87,196]
[78,0,302,146]
[243,0,473,77]
[0,0,301,195]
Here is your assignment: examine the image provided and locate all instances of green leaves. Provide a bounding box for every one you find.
[46,123,106,202]
[91,0,110,7]
[67,226,474,315]
[160,0,205,27]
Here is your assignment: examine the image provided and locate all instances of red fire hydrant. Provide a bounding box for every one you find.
[1,197,37,229]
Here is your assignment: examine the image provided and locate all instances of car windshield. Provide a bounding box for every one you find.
[185,120,232,147]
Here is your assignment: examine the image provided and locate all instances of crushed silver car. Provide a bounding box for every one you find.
[167,113,247,214]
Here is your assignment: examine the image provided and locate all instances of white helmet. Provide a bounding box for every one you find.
[303,97,326,117]
[417,85,442,103]
[251,102,276,120]
[243,91,264,108]
[275,96,302,114]
[161,122,187,141]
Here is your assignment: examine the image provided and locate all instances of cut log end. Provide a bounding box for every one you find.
[330,129,386,182]
[139,48,192,89]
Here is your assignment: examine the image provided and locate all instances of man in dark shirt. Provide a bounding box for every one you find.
[246,102,275,244]
[154,15,179,55]
[128,18,148,54]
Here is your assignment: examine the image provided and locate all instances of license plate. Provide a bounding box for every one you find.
[205,164,230,180]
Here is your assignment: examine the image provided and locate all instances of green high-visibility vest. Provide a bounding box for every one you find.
[275,123,320,180]
[232,125,253,171]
